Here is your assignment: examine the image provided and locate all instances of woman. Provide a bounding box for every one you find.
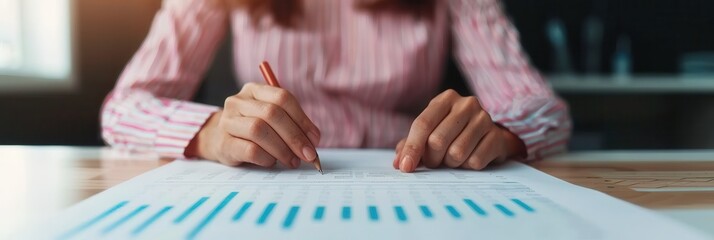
[101,0,571,173]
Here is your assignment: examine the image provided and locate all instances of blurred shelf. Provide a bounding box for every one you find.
[548,74,714,94]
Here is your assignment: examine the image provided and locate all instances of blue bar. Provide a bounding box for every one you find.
[59,201,128,239]
[463,199,487,216]
[419,205,434,219]
[511,199,535,212]
[232,202,253,221]
[394,206,407,222]
[256,203,277,225]
[133,206,173,236]
[368,206,379,221]
[282,206,300,229]
[313,206,325,221]
[341,206,351,220]
[445,205,461,219]
[495,204,515,217]
[187,192,238,240]
[174,197,208,224]
[102,205,148,234]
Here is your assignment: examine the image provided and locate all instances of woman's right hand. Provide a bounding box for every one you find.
[186,82,321,168]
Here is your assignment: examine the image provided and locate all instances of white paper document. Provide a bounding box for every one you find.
[23,149,710,240]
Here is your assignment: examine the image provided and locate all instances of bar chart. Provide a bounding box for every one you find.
[59,194,537,239]
[56,180,593,240]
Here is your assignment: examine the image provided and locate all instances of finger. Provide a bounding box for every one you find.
[219,137,277,168]
[444,111,492,168]
[234,98,317,163]
[245,83,321,144]
[220,116,297,168]
[461,130,502,170]
[423,99,473,168]
[393,138,406,169]
[399,90,459,173]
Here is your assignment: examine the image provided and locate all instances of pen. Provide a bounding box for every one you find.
[259,61,324,175]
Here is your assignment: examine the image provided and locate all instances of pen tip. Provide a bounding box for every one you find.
[313,155,324,175]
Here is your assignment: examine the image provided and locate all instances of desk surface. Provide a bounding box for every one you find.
[2,146,713,238]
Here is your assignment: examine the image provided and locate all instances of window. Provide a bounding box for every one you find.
[0,0,74,91]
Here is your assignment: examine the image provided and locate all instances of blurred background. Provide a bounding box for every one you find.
[1,0,713,151]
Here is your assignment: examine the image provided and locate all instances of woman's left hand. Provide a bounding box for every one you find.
[393,89,526,173]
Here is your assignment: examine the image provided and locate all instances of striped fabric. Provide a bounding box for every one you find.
[101,0,571,161]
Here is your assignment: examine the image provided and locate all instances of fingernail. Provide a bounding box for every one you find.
[400,155,413,172]
[302,146,317,161]
[291,157,300,168]
[308,130,320,145]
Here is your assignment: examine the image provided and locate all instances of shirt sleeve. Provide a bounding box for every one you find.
[448,0,572,161]
[101,0,228,158]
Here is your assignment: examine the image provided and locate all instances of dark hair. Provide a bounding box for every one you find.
[231,0,436,27]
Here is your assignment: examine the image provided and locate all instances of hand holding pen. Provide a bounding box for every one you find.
[260,61,324,174]
[186,63,322,172]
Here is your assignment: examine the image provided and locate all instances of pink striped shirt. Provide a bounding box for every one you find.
[101,0,571,161]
